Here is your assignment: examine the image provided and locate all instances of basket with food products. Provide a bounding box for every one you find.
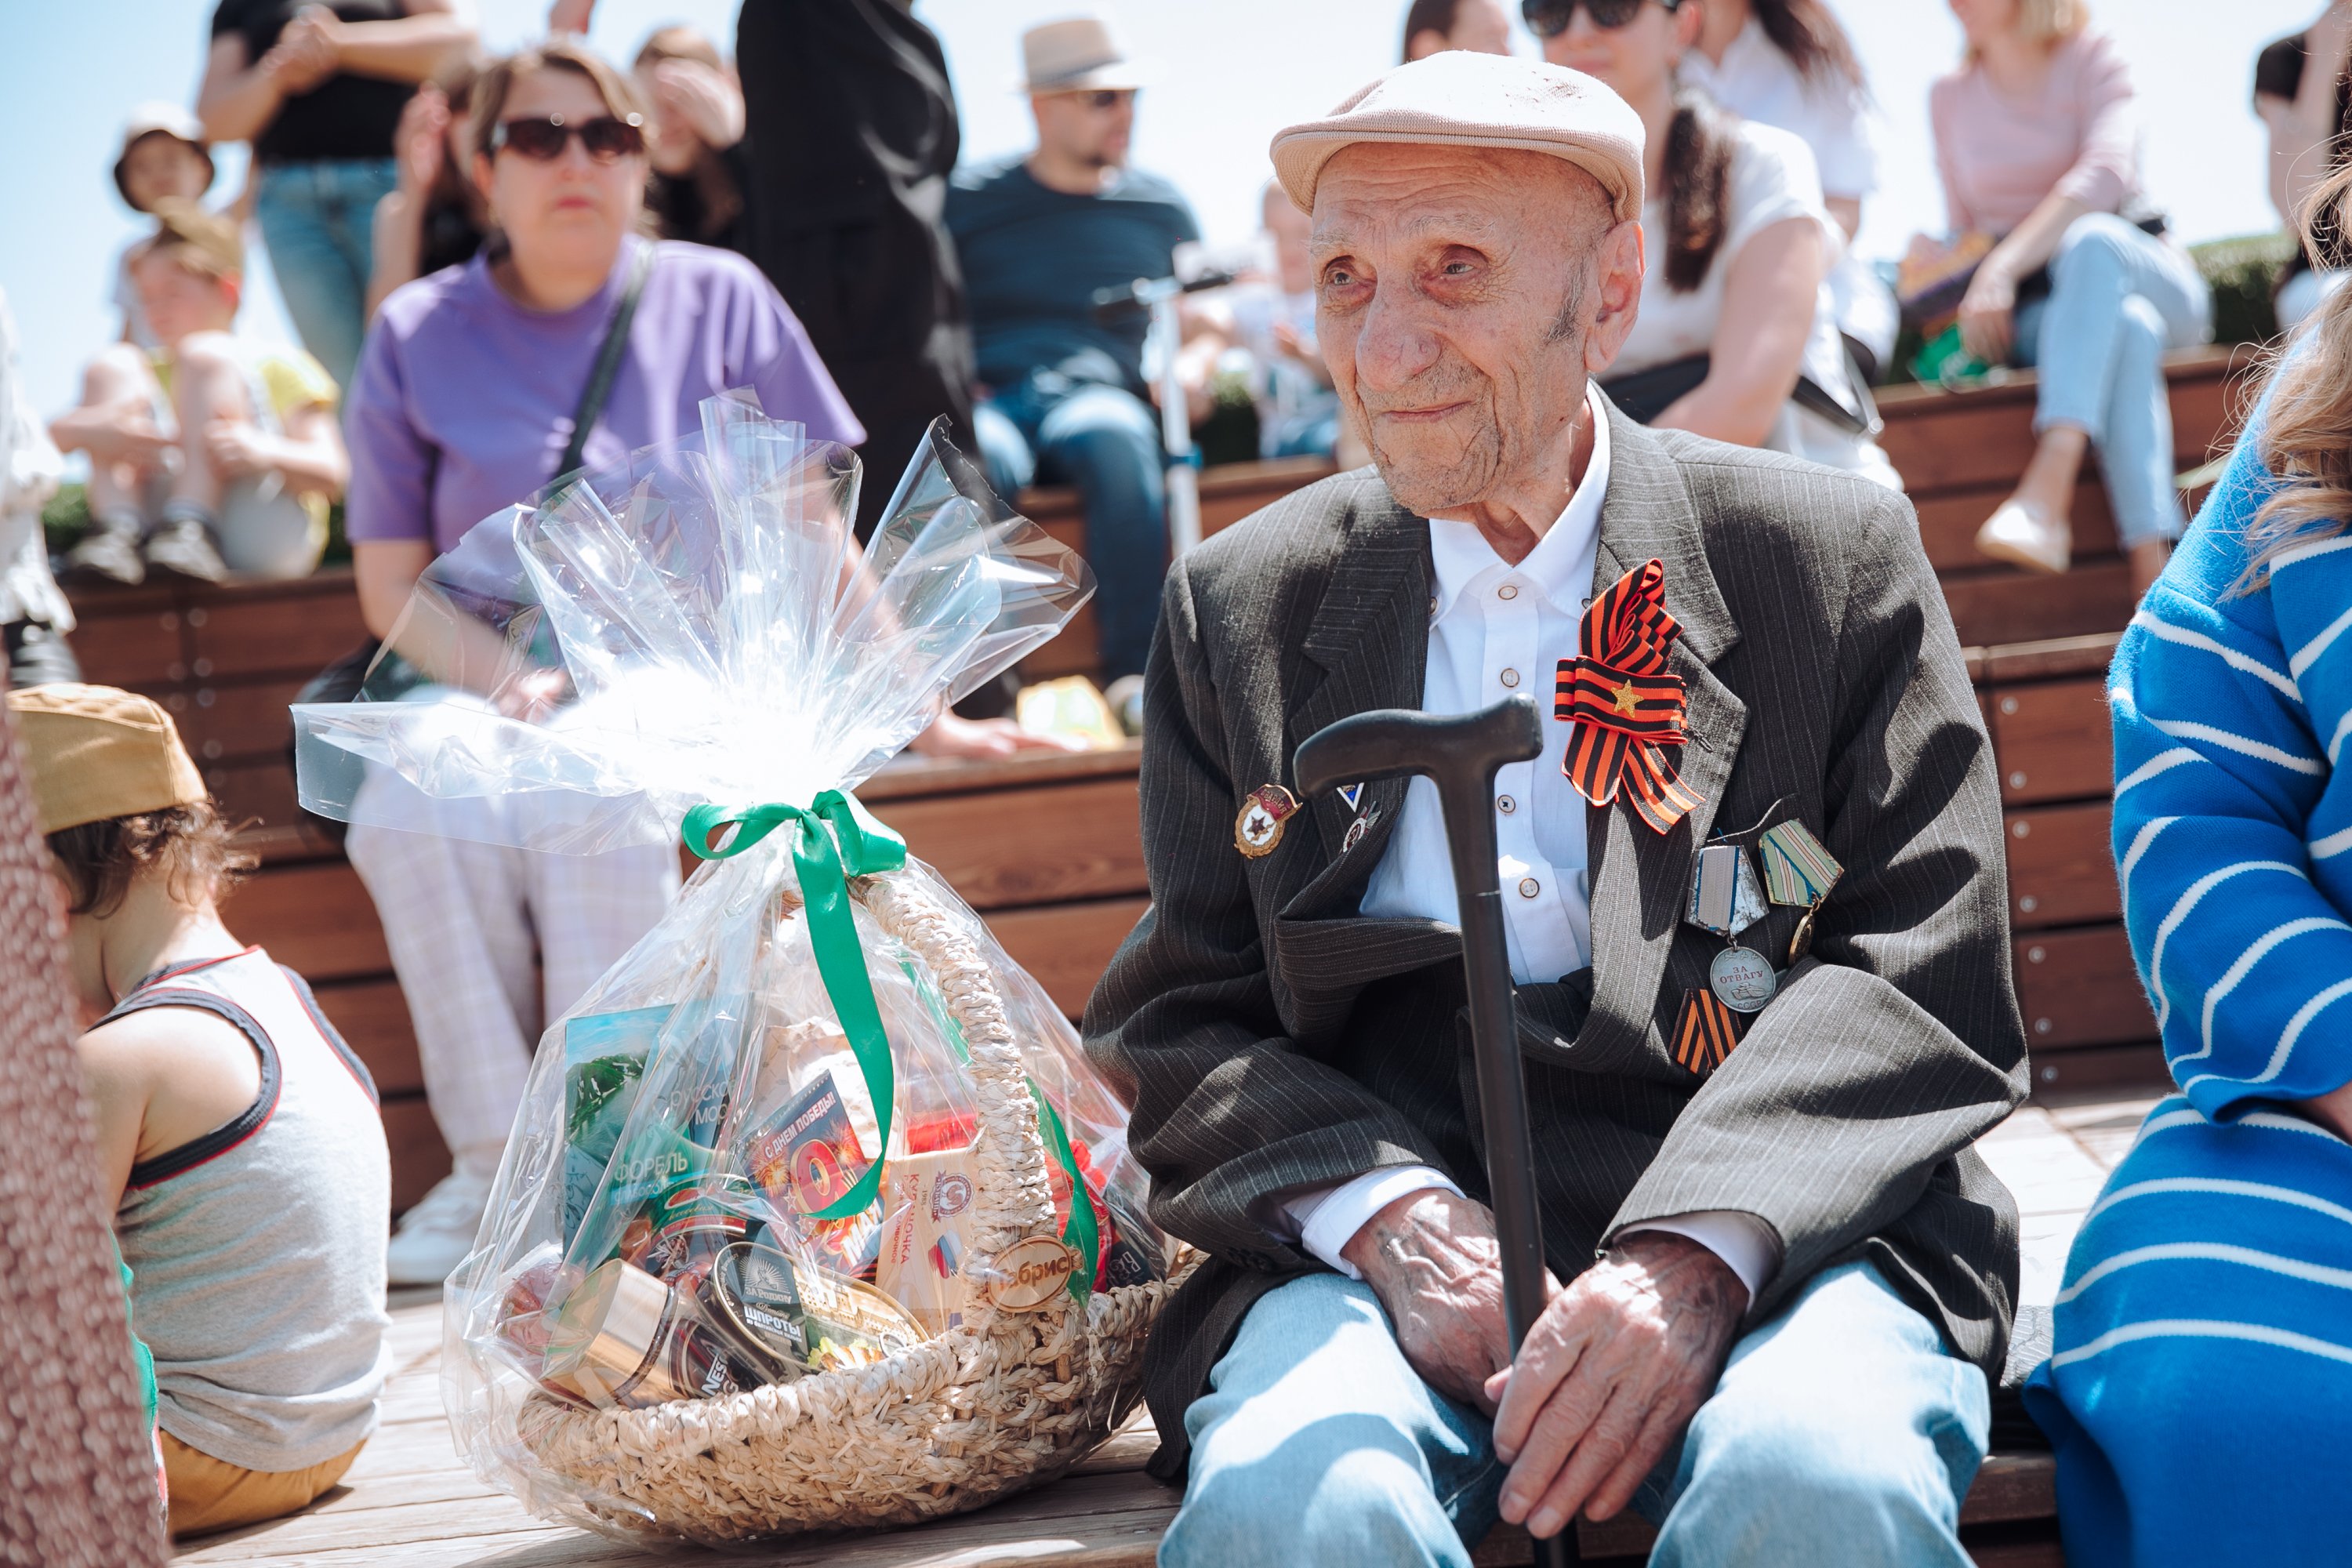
[294,394,1182,1541]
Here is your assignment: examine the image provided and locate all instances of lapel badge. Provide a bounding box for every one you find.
[1341,807,1381,854]
[1236,784,1300,858]
[1338,782,1365,813]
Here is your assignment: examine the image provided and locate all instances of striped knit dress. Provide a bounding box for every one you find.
[2022,426,2352,1566]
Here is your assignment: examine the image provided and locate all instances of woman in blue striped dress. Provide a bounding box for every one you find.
[2024,167,2352,1566]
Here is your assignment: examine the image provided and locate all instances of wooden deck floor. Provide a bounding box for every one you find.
[172,1087,2161,1568]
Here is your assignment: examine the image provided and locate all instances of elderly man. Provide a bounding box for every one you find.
[1083,52,2026,1568]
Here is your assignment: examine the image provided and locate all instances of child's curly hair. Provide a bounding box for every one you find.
[46,799,256,918]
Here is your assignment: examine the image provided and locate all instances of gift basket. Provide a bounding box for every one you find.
[293,394,1185,1540]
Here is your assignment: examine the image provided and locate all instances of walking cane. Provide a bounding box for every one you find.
[1295,694,1581,1568]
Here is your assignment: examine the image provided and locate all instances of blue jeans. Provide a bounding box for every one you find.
[2013,213,2211,550]
[973,370,1167,682]
[1163,1261,1990,1568]
[254,158,398,391]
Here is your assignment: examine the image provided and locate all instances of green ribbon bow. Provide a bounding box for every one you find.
[683,789,904,1221]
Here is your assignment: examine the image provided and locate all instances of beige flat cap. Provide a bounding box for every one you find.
[1270,51,1646,223]
[6,684,209,836]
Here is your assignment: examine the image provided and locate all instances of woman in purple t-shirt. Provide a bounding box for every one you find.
[342,41,1044,1283]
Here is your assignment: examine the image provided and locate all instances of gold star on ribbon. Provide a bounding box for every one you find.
[1611,681,1640,717]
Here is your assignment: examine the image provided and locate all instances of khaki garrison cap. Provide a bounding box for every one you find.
[1269,50,1646,223]
[5,684,209,836]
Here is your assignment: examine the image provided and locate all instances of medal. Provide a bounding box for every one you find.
[1759,820,1842,967]
[1341,808,1380,854]
[1234,784,1299,858]
[1684,841,1777,1014]
[1337,782,1365,813]
[1707,946,1777,1013]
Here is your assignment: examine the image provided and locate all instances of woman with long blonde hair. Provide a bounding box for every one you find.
[2023,158,2352,1565]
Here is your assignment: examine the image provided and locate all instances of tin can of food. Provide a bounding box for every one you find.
[541,1257,782,1408]
[703,1240,925,1376]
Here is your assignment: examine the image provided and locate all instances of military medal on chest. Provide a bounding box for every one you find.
[1759,818,1843,966]
[1687,841,1776,1013]
[1234,784,1300,858]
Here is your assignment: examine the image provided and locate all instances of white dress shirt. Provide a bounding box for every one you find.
[1276,386,1779,1301]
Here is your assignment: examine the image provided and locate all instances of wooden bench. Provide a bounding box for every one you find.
[63,352,2245,1207]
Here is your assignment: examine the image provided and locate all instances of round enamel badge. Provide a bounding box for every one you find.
[1708,945,1778,1014]
[1235,785,1299,858]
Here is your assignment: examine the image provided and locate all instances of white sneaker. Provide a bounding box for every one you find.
[1974,499,2072,575]
[387,1169,493,1287]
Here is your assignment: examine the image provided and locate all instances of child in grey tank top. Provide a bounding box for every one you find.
[12,684,390,1537]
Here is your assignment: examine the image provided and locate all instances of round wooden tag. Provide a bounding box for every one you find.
[988,1235,1084,1311]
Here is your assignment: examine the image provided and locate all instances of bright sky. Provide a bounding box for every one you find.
[0,0,2324,426]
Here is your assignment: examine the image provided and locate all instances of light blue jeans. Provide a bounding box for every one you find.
[973,368,1167,683]
[1163,1261,1990,1568]
[253,157,398,392]
[2012,212,2212,550]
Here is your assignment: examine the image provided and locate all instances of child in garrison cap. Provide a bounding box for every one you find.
[11,684,390,1537]
[49,203,347,586]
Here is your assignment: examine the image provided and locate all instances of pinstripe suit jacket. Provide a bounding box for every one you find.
[1082,402,2028,1480]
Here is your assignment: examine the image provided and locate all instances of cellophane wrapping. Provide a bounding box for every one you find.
[292,394,1173,1536]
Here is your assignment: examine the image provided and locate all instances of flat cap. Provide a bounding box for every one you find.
[1269,51,1646,224]
[6,684,209,836]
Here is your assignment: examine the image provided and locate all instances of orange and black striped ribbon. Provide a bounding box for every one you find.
[1555,558,1704,833]
[1672,988,1743,1073]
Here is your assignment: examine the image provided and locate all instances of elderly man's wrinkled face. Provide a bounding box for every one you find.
[1312,143,1641,517]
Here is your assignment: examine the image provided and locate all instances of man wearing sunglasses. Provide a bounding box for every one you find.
[945,16,1200,691]
[1087,49,2021,1568]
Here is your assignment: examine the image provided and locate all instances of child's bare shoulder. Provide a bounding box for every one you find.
[79,1003,263,1125]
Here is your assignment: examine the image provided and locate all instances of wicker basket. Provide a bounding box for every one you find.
[510,865,1189,1540]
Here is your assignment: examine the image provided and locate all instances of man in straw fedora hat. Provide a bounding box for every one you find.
[1085,48,2024,1567]
[946,15,1201,692]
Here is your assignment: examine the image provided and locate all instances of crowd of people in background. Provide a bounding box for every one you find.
[13,0,2352,1548]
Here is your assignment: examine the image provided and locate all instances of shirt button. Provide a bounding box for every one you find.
[1497,583,1519,601]
[1518,877,1541,898]
[1500,668,1520,688]
[1497,795,1517,815]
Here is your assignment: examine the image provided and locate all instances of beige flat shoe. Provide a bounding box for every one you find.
[1974,499,2071,575]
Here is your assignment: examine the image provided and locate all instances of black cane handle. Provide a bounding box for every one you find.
[1294,695,1544,800]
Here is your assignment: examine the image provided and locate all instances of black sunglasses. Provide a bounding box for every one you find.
[489,113,647,162]
[1520,0,1679,38]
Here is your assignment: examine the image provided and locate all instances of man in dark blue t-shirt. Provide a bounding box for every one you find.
[946,16,1200,684]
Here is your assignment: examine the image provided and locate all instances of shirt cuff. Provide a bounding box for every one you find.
[1280,1166,1463,1279]
[1621,1210,1780,1305]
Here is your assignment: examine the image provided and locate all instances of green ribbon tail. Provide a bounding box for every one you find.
[682,791,906,1223]
[1029,1084,1101,1301]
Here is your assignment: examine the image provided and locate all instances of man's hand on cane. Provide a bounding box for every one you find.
[1490,1233,1748,1537]
[1346,1193,1748,1539]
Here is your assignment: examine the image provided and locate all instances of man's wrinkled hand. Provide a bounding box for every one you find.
[1486,1232,1747,1538]
[1341,1189,1557,1414]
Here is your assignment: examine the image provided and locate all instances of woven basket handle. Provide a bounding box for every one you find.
[854,868,1072,1330]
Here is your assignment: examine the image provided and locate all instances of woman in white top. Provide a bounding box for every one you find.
[1680,0,1896,376]
[1532,0,1898,488]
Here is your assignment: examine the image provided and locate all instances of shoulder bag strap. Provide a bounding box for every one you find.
[553,240,657,484]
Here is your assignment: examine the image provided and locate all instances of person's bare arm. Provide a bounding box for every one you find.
[1956,191,2089,365]
[1655,216,1824,448]
[78,1009,264,1205]
[206,400,348,496]
[74,1021,155,1206]
[2263,5,2352,226]
[1824,195,1863,242]
[195,33,289,144]
[367,190,423,320]
[290,0,472,85]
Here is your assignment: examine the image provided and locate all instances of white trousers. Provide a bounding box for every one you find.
[346,774,680,1178]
